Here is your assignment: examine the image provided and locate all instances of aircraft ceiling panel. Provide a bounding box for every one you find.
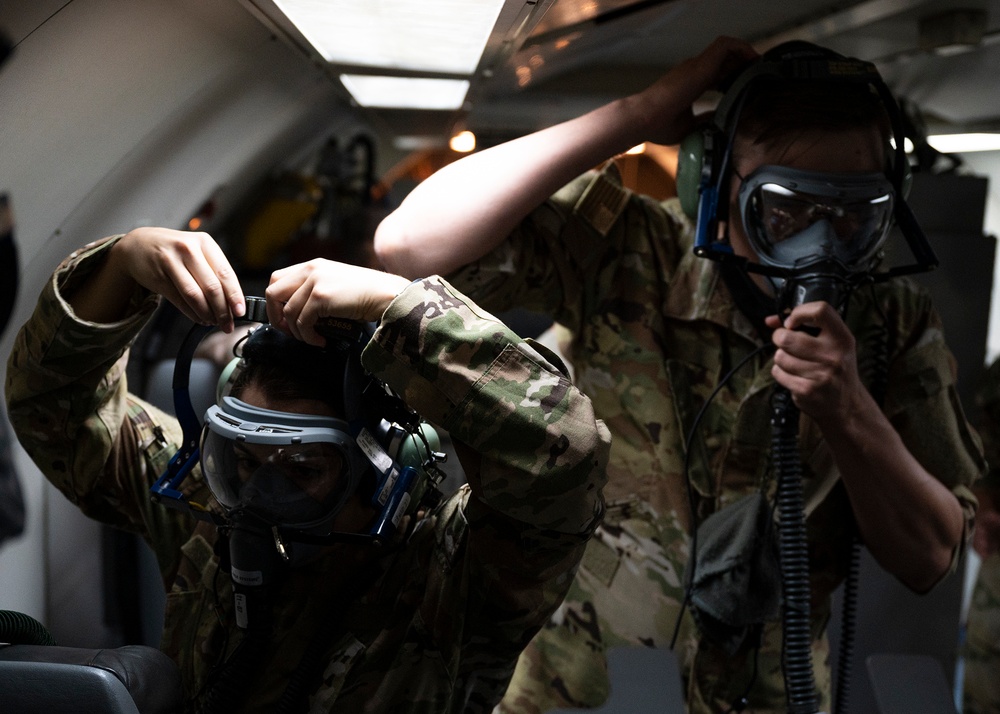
[467,0,1000,139]
[2,1,70,45]
[234,0,1000,142]
[525,0,867,64]
[880,41,1000,127]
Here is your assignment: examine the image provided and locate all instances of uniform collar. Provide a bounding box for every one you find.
[660,201,771,346]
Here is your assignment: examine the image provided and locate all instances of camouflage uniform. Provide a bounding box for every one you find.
[4,236,611,713]
[447,165,984,713]
[964,359,1000,714]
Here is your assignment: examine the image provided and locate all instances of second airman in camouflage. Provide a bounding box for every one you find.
[964,358,1000,714]
[5,226,611,713]
[374,36,984,713]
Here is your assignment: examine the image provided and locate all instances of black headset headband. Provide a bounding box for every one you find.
[713,42,908,194]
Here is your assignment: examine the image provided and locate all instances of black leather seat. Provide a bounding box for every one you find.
[0,643,184,714]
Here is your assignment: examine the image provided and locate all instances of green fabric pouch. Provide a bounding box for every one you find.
[686,491,782,655]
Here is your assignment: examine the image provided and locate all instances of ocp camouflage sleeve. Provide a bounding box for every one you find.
[362,275,611,708]
[873,279,984,578]
[447,163,686,336]
[4,236,191,575]
[363,275,610,535]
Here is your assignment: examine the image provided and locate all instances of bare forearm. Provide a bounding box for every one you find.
[822,395,964,592]
[374,37,759,280]
[374,96,645,278]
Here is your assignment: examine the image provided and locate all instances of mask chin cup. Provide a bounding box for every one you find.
[756,225,872,312]
[776,272,855,312]
[227,511,286,584]
[269,464,423,552]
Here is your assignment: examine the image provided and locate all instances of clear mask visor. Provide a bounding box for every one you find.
[739,166,895,274]
[200,397,361,529]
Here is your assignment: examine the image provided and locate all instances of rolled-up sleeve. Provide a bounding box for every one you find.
[881,288,986,575]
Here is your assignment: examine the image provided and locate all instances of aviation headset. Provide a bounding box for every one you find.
[150,297,445,552]
[673,40,937,284]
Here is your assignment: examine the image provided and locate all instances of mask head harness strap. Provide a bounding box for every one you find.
[690,40,938,285]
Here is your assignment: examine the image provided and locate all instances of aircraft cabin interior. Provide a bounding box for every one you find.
[2,1,1000,712]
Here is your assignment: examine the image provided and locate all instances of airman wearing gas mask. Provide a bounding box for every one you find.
[5,226,610,713]
[374,36,984,714]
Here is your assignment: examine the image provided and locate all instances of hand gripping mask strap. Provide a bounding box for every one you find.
[149,297,445,547]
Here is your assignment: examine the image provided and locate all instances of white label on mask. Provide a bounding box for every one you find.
[231,567,263,587]
[376,467,399,507]
[357,428,393,474]
[392,493,411,527]
[234,593,248,629]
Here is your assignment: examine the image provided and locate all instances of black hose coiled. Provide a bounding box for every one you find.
[198,625,271,714]
[771,386,819,714]
[833,541,861,714]
[834,301,889,714]
[274,624,325,714]
[0,609,56,645]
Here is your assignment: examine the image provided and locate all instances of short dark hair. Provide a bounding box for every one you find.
[737,80,891,151]
[733,41,893,153]
[230,326,348,417]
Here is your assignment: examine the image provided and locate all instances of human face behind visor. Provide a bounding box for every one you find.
[200,391,367,531]
[738,165,895,275]
[727,125,889,295]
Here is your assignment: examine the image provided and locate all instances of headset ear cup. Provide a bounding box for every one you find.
[395,423,441,469]
[676,131,706,219]
[216,357,243,403]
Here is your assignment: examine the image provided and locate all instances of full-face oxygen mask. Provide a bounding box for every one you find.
[737,165,897,310]
[150,300,446,564]
[680,44,938,316]
[200,398,365,533]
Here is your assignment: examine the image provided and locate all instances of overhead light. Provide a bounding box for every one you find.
[393,135,449,151]
[891,137,915,153]
[273,0,506,74]
[918,9,987,55]
[340,75,470,110]
[449,130,476,153]
[927,133,1000,153]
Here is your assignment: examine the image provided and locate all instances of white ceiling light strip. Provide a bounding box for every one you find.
[927,133,1000,153]
[339,75,471,110]
[273,0,506,75]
